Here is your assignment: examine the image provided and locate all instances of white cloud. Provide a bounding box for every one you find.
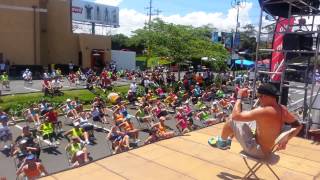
[112,3,253,36]
[94,0,122,6]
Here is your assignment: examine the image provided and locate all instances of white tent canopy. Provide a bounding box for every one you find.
[201,57,216,61]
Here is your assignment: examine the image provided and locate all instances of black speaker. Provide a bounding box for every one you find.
[283,34,313,51]
[259,0,320,18]
[282,34,313,60]
[270,82,289,106]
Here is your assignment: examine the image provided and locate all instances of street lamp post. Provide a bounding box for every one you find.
[231,0,246,77]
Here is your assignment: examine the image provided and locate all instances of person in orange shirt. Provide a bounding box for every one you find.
[113,109,125,126]
[196,73,203,87]
[16,154,48,180]
[144,116,175,144]
[119,119,140,143]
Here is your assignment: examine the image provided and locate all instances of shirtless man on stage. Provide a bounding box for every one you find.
[209,83,302,158]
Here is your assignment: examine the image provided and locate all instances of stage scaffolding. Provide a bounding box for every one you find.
[253,0,320,138]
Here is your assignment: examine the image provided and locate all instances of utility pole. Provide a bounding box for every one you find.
[145,0,161,68]
[231,0,246,77]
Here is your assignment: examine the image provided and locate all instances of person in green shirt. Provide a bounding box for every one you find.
[64,122,91,145]
[0,72,9,88]
[39,118,59,147]
[65,136,89,167]
[195,107,219,126]
[135,105,152,126]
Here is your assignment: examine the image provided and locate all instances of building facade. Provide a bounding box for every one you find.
[0,0,111,69]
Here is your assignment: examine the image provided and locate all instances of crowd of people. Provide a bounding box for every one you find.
[0,65,307,179]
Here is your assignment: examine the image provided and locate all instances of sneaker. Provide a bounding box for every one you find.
[134,139,141,144]
[80,140,85,145]
[226,138,232,147]
[208,136,229,150]
[86,141,93,145]
[52,142,58,148]
[216,137,229,150]
[3,145,10,150]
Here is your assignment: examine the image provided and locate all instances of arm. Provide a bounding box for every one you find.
[106,131,112,140]
[274,106,302,150]
[231,88,263,121]
[16,161,26,175]
[176,119,183,127]
[63,130,72,142]
[282,106,303,139]
[231,99,266,122]
[39,163,49,175]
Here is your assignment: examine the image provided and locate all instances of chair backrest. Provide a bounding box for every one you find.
[271,128,296,153]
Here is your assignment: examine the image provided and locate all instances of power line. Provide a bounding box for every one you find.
[144,0,161,67]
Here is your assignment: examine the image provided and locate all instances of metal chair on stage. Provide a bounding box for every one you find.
[240,128,296,180]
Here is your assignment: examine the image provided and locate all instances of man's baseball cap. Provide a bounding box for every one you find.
[257,83,280,97]
[0,115,8,122]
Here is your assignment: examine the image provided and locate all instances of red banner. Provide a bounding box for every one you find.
[270,17,295,81]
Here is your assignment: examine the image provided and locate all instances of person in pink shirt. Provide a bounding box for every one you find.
[155,87,165,99]
[175,107,190,134]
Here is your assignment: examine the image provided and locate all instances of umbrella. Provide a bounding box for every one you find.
[235,59,255,66]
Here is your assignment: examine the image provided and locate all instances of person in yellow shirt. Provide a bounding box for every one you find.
[39,118,59,147]
[0,72,9,89]
[65,137,89,167]
[64,122,91,145]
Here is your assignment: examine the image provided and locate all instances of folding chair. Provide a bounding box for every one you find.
[240,128,296,180]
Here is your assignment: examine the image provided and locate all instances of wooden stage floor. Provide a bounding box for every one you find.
[42,123,320,180]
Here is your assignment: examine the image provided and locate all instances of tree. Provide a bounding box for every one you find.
[127,18,230,73]
[240,24,257,59]
[111,34,130,50]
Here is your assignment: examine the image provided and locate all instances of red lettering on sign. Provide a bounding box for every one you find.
[72,6,83,14]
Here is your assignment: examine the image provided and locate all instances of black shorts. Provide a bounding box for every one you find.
[157,111,168,118]
[93,116,101,122]
[41,110,48,116]
[81,124,94,131]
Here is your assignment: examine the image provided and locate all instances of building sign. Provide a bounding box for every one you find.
[223,32,233,51]
[211,32,219,43]
[72,0,119,27]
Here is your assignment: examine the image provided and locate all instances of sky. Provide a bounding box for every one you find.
[88,0,263,36]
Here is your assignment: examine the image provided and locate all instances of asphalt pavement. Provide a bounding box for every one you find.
[0,77,131,95]
[0,106,207,180]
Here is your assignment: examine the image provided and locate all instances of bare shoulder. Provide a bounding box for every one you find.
[280,104,296,123]
[253,106,275,114]
[252,106,278,121]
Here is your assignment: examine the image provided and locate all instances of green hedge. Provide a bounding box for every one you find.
[0,90,96,116]
[0,85,142,116]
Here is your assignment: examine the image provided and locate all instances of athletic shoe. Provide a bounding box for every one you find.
[208,136,229,150]
[86,141,93,145]
[216,137,229,150]
[226,138,232,147]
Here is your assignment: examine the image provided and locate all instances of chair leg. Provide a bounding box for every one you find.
[266,164,280,180]
[242,157,263,180]
[249,163,264,179]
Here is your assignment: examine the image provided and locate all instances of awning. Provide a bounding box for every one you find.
[235,59,254,66]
